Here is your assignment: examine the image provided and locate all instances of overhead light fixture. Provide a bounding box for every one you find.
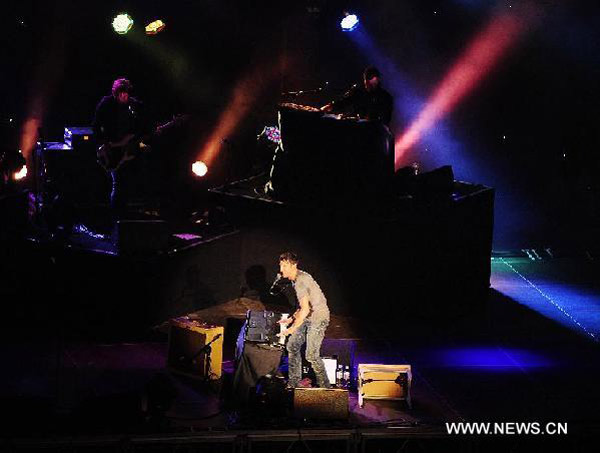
[340,12,359,32]
[145,19,166,35]
[112,13,134,35]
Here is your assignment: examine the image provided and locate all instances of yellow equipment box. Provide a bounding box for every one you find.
[358,364,412,408]
[168,317,224,380]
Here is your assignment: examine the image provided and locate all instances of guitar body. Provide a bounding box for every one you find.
[96,115,188,172]
[97,134,139,172]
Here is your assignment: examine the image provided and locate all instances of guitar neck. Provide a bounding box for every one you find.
[112,133,137,148]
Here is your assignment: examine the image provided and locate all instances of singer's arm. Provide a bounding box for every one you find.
[281,295,310,336]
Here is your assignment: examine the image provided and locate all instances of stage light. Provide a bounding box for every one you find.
[340,12,359,32]
[112,13,133,35]
[192,161,208,177]
[13,164,27,181]
[145,19,166,35]
[259,126,281,144]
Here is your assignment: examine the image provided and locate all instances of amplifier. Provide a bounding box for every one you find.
[358,364,412,408]
[167,318,224,380]
[44,142,73,151]
[64,126,94,150]
[34,142,108,203]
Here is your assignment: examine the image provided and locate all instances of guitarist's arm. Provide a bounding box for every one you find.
[93,95,115,147]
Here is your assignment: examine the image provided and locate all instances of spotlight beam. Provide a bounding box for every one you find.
[20,5,66,165]
[197,64,279,168]
[347,27,468,173]
[395,7,540,168]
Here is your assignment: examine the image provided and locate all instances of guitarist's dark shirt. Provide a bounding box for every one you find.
[93,95,148,144]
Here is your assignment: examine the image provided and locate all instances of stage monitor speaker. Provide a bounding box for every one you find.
[358,364,412,408]
[114,220,169,255]
[293,388,348,420]
[167,318,224,380]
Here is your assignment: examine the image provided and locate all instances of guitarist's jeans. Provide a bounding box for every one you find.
[110,161,137,220]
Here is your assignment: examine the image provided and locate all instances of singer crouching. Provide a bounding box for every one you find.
[277,252,331,389]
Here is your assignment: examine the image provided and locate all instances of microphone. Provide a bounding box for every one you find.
[269,273,283,295]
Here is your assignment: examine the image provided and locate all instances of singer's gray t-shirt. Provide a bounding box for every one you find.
[293,270,330,323]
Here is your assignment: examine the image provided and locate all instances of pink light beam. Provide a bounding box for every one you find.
[395,7,538,170]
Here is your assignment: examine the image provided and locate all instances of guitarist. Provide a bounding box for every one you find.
[93,78,152,220]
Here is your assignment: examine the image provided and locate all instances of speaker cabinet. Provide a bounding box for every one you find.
[293,388,348,420]
[34,142,109,204]
[167,318,224,380]
[358,364,412,408]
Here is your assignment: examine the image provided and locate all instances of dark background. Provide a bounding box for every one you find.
[3,0,600,249]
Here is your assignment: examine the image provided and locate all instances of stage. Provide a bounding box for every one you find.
[2,254,600,450]
[1,151,598,451]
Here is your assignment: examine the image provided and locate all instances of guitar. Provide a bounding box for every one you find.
[96,133,140,172]
[96,114,189,172]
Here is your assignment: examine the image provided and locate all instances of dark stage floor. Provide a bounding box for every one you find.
[2,253,600,451]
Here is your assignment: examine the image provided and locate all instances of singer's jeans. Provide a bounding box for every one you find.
[287,319,330,388]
